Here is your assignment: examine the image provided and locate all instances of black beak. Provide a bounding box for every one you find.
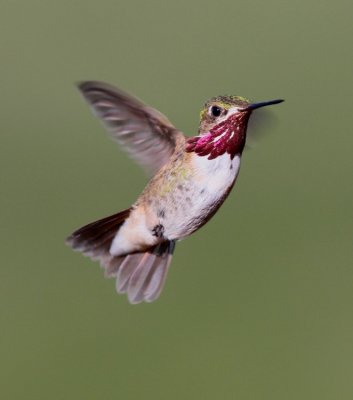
[241,99,284,112]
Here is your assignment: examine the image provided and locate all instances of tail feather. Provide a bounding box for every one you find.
[111,243,176,303]
[116,253,145,293]
[103,256,125,278]
[118,241,175,304]
[126,252,157,303]
[144,242,175,303]
[66,208,131,257]
[66,210,176,304]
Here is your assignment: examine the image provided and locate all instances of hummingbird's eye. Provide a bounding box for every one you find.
[209,105,223,117]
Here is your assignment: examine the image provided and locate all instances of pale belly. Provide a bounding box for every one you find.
[110,154,241,256]
[162,154,241,239]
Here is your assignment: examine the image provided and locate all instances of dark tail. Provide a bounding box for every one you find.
[66,208,132,260]
[66,209,176,304]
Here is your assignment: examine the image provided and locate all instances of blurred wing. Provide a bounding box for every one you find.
[245,108,281,150]
[78,81,183,175]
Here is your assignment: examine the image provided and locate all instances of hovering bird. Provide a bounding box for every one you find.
[66,81,283,304]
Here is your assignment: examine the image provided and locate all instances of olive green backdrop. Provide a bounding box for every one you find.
[1,1,352,399]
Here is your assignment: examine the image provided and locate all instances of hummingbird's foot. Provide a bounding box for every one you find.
[152,224,165,238]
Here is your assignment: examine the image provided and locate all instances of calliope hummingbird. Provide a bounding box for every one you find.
[66,81,283,304]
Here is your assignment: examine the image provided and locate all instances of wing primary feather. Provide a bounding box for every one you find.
[77,81,184,175]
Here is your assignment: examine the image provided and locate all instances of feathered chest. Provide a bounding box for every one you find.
[191,152,241,197]
[159,153,241,239]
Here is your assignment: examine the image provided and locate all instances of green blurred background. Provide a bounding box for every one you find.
[1,1,352,399]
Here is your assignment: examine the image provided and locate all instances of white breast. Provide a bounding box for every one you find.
[164,153,241,239]
[110,153,242,254]
[192,153,241,196]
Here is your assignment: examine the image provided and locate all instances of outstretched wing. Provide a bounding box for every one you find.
[78,81,183,175]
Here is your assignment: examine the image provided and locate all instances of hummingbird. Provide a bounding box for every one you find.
[66,81,283,304]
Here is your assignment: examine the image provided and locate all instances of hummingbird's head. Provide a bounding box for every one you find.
[186,96,284,160]
[198,95,250,134]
